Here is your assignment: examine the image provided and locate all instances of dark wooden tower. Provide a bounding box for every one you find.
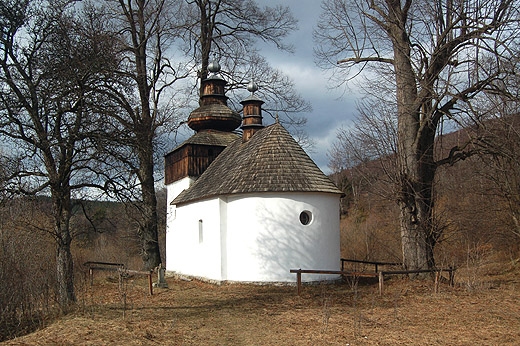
[164,62,241,185]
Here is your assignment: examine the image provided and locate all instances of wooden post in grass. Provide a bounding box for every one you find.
[297,271,302,296]
[149,270,154,295]
[378,272,384,295]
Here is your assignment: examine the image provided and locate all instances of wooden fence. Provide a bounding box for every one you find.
[290,264,455,296]
[340,258,402,272]
[84,261,154,295]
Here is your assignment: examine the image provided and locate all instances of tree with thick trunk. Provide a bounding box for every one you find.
[100,0,189,270]
[316,0,520,270]
[0,1,122,308]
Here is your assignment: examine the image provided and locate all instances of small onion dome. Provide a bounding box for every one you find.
[247,80,259,94]
[241,79,263,104]
[207,60,224,81]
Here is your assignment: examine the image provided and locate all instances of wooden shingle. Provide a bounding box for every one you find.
[172,130,239,148]
[172,122,343,205]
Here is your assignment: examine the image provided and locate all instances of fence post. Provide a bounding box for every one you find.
[148,271,154,295]
[378,272,384,295]
[297,271,302,296]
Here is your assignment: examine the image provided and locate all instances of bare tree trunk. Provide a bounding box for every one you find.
[52,191,76,309]
[390,4,436,271]
[129,0,162,271]
[198,0,214,100]
[138,148,161,270]
[397,118,438,270]
[398,156,436,270]
[56,239,75,309]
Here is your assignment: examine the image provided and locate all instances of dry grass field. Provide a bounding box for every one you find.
[2,262,520,346]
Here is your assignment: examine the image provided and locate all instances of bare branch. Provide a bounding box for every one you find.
[337,56,394,65]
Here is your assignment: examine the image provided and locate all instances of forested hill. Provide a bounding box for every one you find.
[331,117,520,265]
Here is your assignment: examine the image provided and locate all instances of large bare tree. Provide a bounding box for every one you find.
[316,0,520,270]
[99,0,191,270]
[0,0,121,307]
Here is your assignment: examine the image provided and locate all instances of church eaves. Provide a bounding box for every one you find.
[171,130,240,150]
[172,122,343,206]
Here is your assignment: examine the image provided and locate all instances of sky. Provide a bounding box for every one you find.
[256,0,358,174]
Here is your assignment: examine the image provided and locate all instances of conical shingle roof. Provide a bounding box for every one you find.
[172,122,343,205]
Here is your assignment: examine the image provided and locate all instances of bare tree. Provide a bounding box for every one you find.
[177,0,311,128]
[474,95,520,240]
[98,0,191,270]
[0,0,121,308]
[316,0,520,270]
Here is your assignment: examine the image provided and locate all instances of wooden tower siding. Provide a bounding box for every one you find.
[241,97,264,142]
[165,63,240,186]
[201,78,225,103]
[164,144,225,185]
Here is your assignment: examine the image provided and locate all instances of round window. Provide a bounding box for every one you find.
[299,210,312,225]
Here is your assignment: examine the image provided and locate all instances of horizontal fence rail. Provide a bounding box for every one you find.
[290,266,456,296]
[340,258,402,272]
[84,261,154,295]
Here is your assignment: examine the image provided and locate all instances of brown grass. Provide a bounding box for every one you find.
[2,263,520,346]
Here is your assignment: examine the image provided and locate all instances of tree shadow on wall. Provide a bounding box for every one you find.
[253,197,338,282]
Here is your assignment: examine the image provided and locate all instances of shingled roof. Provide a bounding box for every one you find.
[172,122,343,206]
[173,130,240,150]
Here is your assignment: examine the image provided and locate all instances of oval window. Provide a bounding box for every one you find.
[299,210,312,225]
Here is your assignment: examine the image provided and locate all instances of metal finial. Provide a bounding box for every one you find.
[275,113,279,123]
[247,79,259,94]
[208,60,221,74]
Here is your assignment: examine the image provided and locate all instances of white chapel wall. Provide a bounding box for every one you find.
[166,191,341,283]
[225,192,341,282]
[165,193,223,281]
[166,176,195,206]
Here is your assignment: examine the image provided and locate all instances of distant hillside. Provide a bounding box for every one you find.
[333,118,520,266]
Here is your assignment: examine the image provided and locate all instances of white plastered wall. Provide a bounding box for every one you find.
[166,197,223,281]
[225,192,340,282]
[166,191,341,283]
[166,176,195,206]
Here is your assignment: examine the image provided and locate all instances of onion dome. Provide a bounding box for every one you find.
[187,61,242,132]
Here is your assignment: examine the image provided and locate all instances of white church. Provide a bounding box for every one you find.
[164,63,343,283]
